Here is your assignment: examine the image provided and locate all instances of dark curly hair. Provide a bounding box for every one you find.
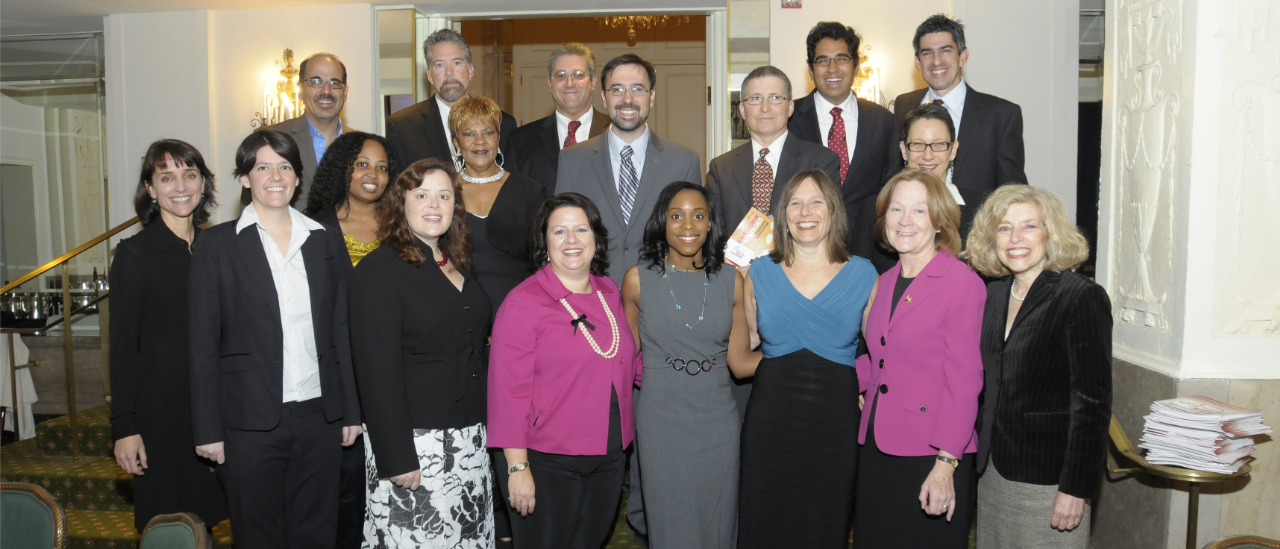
[639,182,726,274]
[530,193,610,277]
[377,158,472,269]
[805,21,862,66]
[134,139,218,226]
[303,132,403,217]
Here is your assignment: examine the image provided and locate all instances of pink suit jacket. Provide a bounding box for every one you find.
[487,265,642,456]
[856,251,985,458]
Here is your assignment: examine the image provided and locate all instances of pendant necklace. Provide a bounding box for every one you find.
[663,264,710,330]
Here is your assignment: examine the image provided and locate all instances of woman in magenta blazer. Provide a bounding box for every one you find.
[487,192,642,549]
[851,169,985,549]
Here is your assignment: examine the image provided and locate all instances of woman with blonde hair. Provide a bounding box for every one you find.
[965,184,1111,549]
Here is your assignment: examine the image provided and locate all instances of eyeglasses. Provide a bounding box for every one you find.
[905,141,954,152]
[665,357,717,376]
[811,55,854,68]
[553,70,590,82]
[305,77,346,89]
[607,86,650,97]
[743,94,789,106]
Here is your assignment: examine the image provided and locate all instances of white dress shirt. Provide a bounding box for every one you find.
[750,131,788,184]
[920,79,969,205]
[555,109,594,148]
[236,203,326,403]
[437,95,457,159]
[813,92,859,162]
[607,125,650,196]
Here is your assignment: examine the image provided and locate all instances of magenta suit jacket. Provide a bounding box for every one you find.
[487,265,642,456]
[855,251,984,458]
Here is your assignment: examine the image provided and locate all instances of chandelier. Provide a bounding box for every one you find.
[599,15,692,42]
[251,49,304,128]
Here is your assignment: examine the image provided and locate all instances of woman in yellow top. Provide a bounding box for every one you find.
[304,132,404,265]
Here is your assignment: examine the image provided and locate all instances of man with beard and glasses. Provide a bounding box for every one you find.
[508,42,611,195]
[385,29,517,169]
[263,53,357,209]
[554,54,700,546]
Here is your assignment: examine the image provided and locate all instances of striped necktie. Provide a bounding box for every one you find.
[619,145,639,224]
[564,120,581,148]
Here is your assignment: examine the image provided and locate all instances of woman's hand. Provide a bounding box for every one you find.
[114,434,147,475]
[1051,492,1086,531]
[390,470,421,491]
[195,442,225,464]
[508,469,536,517]
[919,455,957,521]
[342,425,363,447]
[859,394,866,411]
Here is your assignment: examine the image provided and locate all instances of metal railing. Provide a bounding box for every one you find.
[2,216,138,460]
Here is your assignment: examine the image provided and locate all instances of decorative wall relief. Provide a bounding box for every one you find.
[1215,0,1280,337]
[1114,0,1184,331]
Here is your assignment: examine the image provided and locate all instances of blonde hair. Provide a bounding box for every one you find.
[874,169,962,256]
[769,170,851,267]
[963,184,1090,277]
[448,96,502,141]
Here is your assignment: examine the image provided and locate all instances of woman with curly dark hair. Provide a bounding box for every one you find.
[620,181,750,548]
[303,131,403,266]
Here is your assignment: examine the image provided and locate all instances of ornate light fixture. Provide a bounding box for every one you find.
[851,43,886,107]
[251,49,305,128]
[599,15,692,43]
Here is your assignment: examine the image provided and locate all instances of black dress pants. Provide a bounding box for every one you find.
[336,439,366,548]
[219,398,342,549]
[495,389,626,549]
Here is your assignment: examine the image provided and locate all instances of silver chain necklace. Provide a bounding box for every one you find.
[663,264,710,330]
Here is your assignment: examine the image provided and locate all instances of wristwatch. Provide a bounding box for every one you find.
[507,461,530,474]
[936,455,960,469]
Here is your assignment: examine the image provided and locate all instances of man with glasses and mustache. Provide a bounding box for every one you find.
[263,53,357,209]
[508,43,611,195]
[385,29,517,168]
[786,22,900,272]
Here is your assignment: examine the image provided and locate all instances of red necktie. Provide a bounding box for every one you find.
[564,120,582,148]
[932,99,944,106]
[751,148,773,213]
[828,107,849,184]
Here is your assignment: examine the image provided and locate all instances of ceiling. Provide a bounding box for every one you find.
[1,0,725,36]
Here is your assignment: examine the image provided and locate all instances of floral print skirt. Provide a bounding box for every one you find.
[362,422,494,549]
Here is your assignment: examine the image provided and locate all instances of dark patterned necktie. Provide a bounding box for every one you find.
[564,120,581,148]
[828,107,849,184]
[751,148,773,213]
[932,98,944,106]
[619,145,639,224]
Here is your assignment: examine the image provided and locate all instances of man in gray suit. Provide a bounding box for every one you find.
[708,65,841,236]
[262,53,356,209]
[555,53,702,285]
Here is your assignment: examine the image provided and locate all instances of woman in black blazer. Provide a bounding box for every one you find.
[349,158,494,547]
[109,139,227,533]
[449,96,545,313]
[964,184,1112,549]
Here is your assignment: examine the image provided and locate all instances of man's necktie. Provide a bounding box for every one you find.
[828,107,849,184]
[564,120,581,148]
[619,145,639,224]
[932,98,945,106]
[751,148,774,214]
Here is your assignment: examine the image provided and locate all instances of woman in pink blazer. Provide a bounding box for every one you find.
[487,192,642,549]
[852,170,985,549]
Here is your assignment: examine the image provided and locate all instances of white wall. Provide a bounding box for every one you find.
[1,93,56,268]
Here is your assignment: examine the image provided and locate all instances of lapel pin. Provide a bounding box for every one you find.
[905,295,913,304]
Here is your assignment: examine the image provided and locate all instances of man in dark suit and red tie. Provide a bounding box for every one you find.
[787,22,900,270]
[508,43,611,195]
[894,14,1028,240]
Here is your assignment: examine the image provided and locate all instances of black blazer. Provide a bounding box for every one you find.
[188,219,359,446]
[894,85,1028,237]
[788,92,900,254]
[706,136,841,234]
[975,269,1112,499]
[385,96,517,167]
[507,109,610,194]
[349,241,492,476]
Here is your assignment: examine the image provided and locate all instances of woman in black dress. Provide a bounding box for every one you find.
[109,139,228,533]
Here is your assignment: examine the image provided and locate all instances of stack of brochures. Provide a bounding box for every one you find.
[1138,396,1271,474]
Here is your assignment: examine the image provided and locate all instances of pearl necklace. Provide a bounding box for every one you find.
[460,166,505,184]
[663,264,710,330]
[1010,280,1027,302]
[559,292,620,359]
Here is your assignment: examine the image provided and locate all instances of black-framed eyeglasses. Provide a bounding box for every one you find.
[553,70,590,82]
[607,86,650,97]
[666,357,716,376]
[743,94,789,106]
[811,55,853,68]
[305,77,346,89]
[905,141,953,152]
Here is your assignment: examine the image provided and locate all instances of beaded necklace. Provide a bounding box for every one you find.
[559,292,620,359]
[662,264,710,330]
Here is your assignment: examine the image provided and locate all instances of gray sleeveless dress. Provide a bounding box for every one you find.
[634,265,739,549]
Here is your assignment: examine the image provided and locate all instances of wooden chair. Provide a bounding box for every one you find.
[140,512,212,549]
[1202,536,1280,549]
[0,482,67,549]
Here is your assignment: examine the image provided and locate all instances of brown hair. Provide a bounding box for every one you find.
[963,184,1090,277]
[376,158,472,269]
[768,169,851,267]
[447,96,503,142]
[874,169,961,256]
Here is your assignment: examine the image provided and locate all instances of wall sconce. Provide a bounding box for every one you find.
[851,43,886,107]
[251,48,305,128]
[599,15,691,46]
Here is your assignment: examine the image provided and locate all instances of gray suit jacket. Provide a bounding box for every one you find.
[554,130,702,285]
[262,115,356,209]
[705,136,841,235]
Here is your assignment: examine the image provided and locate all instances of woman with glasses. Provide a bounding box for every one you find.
[898,103,980,241]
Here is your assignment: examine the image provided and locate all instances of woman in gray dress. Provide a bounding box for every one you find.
[621,181,753,549]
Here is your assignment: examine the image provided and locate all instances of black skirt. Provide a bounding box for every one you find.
[852,395,976,549]
[738,349,860,549]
